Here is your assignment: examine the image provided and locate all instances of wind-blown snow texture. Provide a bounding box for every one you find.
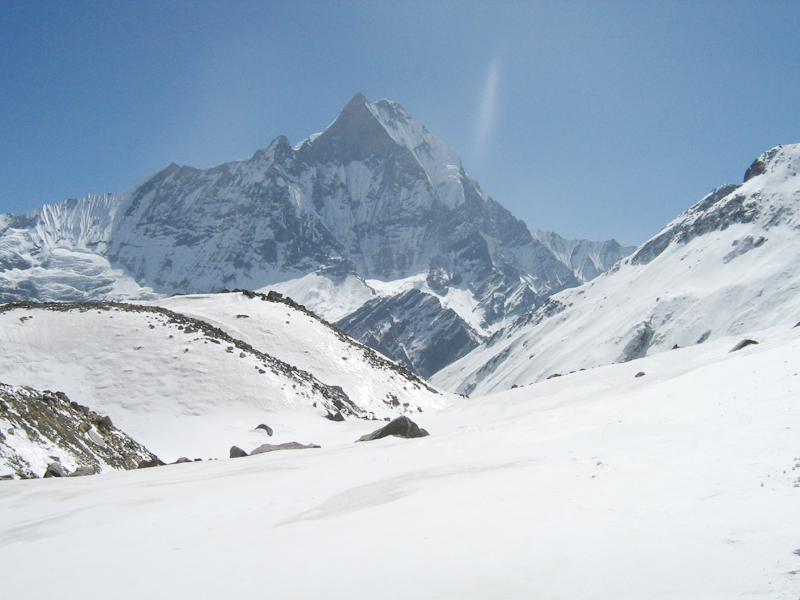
[2,323,799,599]
[433,144,800,396]
[0,94,629,375]
[0,294,447,460]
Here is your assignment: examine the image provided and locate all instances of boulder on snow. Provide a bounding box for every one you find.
[230,446,249,458]
[43,462,67,478]
[729,339,759,353]
[255,423,274,436]
[325,410,345,422]
[137,458,166,469]
[174,457,193,464]
[635,371,646,378]
[250,442,321,455]
[356,416,429,443]
[69,465,98,477]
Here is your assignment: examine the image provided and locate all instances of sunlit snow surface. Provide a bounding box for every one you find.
[0,293,447,461]
[1,325,800,598]
[433,143,800,395]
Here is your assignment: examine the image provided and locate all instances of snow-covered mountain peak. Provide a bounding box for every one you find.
[743,143,800,182]
[368,97,465,210]
[630,144,800,268]
[296,92,403,166]
[295,93,466,210]
[0,94,633,375]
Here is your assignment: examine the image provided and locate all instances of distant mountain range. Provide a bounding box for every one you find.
[0,93,632,375]
[433,144,800,395]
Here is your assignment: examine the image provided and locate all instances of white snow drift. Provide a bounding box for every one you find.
[1,322,799,599]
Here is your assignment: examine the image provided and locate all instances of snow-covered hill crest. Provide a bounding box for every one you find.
[0,294,448,459]
[433,143,800,396]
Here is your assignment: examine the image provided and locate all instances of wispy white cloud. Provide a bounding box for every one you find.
[473,54,502,158]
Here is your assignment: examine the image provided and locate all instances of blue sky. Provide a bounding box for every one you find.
[1,1,799,246]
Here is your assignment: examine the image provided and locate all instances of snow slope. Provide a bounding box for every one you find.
[148,291,445,412]
[0,297,447,461]
[1,323,799,598]
[433,143,800,395]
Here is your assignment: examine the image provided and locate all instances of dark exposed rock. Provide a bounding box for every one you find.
[729,339,759,353]
[137,458,166,468]
[635,371,646,378]
[337,288,481,378]
[325,411,345,422]
[356,416,429,442]
[255,424,274,435]
[94,415,113,429]
[174,457,193,464]
[617,322,654,363]
[629,184,747,266]
[69,466,98,477]
[723,235,766,264]
[250,442,321,455]
[0,381,160,478]
[0,474,13,480]
[229,446,248,458]
[43,462,67,478]
[744,147,781,182]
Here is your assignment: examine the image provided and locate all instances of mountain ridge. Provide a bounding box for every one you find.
[0,93,633,375]
[432,143,800,395]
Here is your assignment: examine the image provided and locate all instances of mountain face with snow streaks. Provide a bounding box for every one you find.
[0,93,631,375]
[432,144,800,396]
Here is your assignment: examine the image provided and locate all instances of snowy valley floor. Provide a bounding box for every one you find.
[2,325,800,599]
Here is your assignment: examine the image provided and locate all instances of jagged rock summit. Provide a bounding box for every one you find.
[0,93,632,375]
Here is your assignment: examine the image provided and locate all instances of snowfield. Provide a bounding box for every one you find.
[1,323,799,598]
[0,294,447,462]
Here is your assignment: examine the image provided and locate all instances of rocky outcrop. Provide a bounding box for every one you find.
[250,442,321,455]
[356,416,429,442]
[0,382,159,479]
[730,339,759,352]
